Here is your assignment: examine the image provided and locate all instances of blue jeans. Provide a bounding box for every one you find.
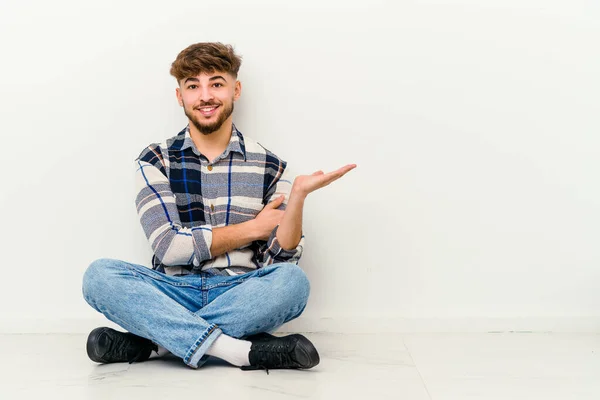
[81,258,310,368]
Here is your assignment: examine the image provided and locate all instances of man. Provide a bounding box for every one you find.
[82,42,356,372]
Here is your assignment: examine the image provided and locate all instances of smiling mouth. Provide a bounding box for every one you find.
[197,105,220,117]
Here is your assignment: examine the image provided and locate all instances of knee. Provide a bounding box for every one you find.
[272,263,310,309]
[82,258,121,303]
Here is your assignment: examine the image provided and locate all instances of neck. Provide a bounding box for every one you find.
[188,118,233,157]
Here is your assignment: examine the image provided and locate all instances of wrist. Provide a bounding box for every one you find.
[244,219,261,242]
[291,185,308,201]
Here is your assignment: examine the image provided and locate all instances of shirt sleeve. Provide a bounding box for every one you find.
[134,145,213,267]
[256,161,305,266]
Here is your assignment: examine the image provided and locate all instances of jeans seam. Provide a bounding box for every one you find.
[184,324,219,367]
[203,278,249,290]
[201,273,208,307]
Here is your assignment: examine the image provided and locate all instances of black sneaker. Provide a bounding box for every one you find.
[241,332,320,373]
[86,327,157,364]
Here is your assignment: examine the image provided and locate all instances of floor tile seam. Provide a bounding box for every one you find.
[401,334,434,400]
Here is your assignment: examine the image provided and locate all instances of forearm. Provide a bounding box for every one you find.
[276,189,305,250]
[211,220,259,257]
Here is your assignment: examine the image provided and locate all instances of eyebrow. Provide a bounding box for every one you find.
[183,76,227,84]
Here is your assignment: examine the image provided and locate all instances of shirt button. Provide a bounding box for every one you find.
[210,204,215,212]
[207,165,213,171]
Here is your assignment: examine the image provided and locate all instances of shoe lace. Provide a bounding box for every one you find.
[111,335,150,364]
[253,365,270,375]
[253,342,295,373]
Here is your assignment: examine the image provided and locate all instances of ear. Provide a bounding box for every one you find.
[233,80,242,102]
[175,86,183,107]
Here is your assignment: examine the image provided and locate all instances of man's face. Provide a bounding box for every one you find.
[176,71,241,135]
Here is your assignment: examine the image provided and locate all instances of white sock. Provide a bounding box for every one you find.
[205,334,251,367]
[148,345,170,359]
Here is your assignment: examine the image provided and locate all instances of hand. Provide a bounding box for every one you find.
[253,195,286,241]
[292,164,357,199]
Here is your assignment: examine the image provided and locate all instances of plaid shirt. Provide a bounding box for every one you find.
[134,124,304,276]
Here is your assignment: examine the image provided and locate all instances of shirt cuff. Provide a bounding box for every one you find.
[191,225,213,266]
[265,225,301,259]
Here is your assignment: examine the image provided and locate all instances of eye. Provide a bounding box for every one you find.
[187,84,198,89]
[213,83,223,88]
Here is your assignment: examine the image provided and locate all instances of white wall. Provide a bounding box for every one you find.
[1,0,599,333]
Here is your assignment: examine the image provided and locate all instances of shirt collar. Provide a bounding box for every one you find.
[174,123,247,162]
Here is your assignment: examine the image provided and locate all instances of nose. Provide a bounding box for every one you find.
[198,86,214,103]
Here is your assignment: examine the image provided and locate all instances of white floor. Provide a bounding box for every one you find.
[2,332,600,399]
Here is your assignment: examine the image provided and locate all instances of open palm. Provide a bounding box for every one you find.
[293,164,357,197]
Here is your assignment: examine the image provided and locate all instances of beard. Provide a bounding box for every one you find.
[183,98,235,135]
